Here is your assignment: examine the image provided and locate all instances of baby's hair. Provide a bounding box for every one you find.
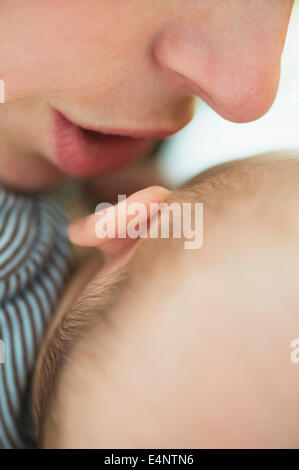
[34,257,130,446]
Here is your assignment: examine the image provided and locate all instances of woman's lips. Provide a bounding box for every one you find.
[52,110,156,178]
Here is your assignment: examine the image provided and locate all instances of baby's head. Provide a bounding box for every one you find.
[34,152,299,448]
[0,1,293,190]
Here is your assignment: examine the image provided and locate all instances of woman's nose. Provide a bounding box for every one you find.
[153,12,291,123]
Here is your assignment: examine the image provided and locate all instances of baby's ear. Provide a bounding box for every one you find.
[68,186,170,254]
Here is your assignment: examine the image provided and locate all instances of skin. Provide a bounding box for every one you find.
[35,152,299,448]
[0,0,294,190]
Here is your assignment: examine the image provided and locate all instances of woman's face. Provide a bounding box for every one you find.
[0,0,294,190]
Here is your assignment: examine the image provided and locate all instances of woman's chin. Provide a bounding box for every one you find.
[0,153,65,192]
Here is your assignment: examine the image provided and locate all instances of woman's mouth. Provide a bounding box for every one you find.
[52,110,156,178]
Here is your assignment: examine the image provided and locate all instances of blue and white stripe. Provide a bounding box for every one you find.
[0,185,71,449]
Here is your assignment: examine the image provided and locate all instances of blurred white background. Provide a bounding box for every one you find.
[159,1,299,186]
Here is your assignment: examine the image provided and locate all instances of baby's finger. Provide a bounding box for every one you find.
[68,186,170,248]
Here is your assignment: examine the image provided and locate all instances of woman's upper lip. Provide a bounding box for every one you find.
[58,112,182,139]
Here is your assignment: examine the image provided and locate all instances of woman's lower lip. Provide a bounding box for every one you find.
[52,111,154,178]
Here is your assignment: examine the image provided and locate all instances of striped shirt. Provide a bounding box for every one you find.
[0,184,71,449]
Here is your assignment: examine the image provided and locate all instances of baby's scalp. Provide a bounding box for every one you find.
[35,153,299,448]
